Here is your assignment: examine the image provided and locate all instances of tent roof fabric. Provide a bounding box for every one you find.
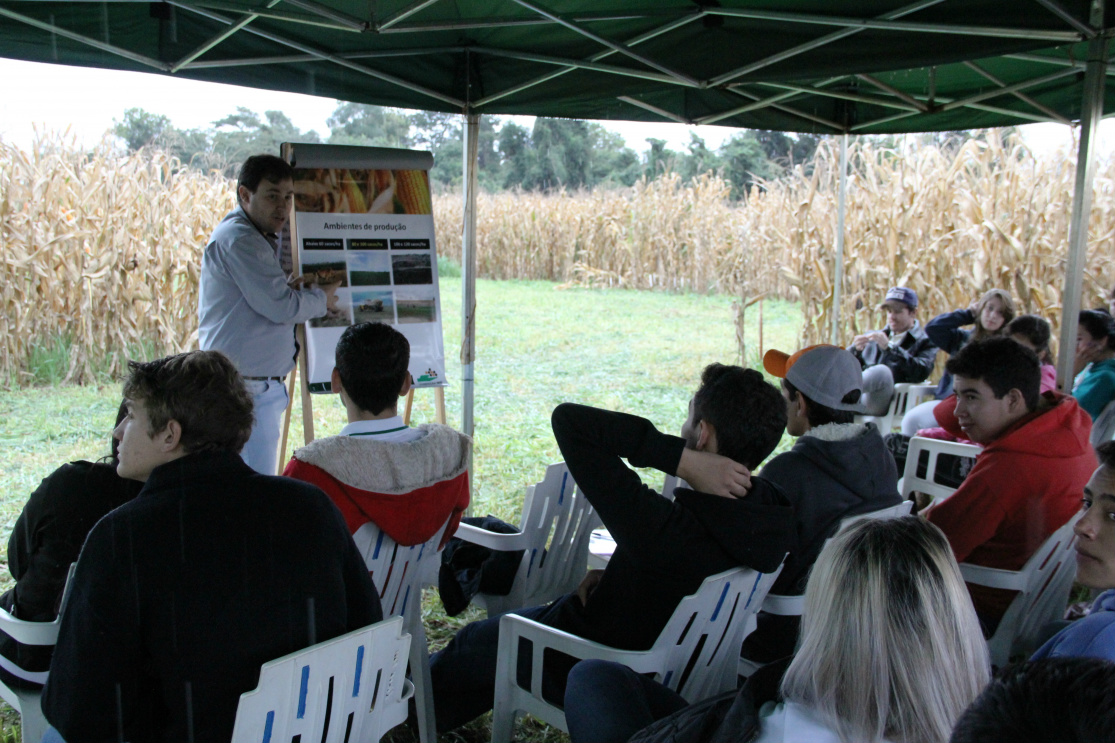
[0,0,1112,132]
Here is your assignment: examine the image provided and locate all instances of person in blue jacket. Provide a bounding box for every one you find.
[1032,441,1115,663]
[901,288,1015,435]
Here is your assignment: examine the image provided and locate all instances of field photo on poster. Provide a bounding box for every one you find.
[392,253,433,285]
[348,251,391,287]
[352,290,395,324]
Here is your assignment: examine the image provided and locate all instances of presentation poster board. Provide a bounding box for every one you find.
[285,144,446,393]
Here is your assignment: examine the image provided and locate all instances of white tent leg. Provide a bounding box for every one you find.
[832,132,848,345]
[1056,0,1106,391]
[461,113,480,479]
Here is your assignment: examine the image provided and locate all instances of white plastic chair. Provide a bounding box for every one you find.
[453,462,599,616]
[1090,400,1115,448]
[490,565,782,743]
[858,382,937,432]
[232,616,413,743]
[960,512,1082,667]
[737,501,913,678]
[353,520,450,743]
[899,436,982,506]
[588,476,689,569]
[0,564,75,743]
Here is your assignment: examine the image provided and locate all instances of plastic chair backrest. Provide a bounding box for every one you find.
[353,520,449,620]
[481,462,599,614]
[899,436,982,506]
[232,616,413,743]
[651,566,782,701]
[0,564,76,743]
[1091,400,1115,448]
[351,519,450,743]
[961,512,1082,666]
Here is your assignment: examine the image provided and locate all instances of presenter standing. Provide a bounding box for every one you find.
[198,154,339,475]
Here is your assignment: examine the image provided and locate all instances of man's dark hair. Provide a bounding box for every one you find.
[950,658,1115,743]
[122,351,253,454]
[237,154,294,195]
[1097,441,1115,469]
[946,336,1041,412]
[781,378,857,427]
[1080,309,1115,351]
[692,364,786,469]
[335,322,410,415]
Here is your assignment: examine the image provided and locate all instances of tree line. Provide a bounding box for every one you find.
[112,104,824,199]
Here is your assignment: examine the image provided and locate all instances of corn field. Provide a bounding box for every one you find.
[2,131,1114,386]
[0,134,231,384]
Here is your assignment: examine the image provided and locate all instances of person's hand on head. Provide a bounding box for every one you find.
[287,274,306,290]
[677,449,752,498]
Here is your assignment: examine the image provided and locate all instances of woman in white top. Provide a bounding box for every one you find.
[566,517,990,743]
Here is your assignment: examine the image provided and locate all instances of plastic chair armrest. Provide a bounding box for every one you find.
[959,562,1027,591]
[454,522,531,552]
[499,614,660,676]
[760,594,803,616]
[0,608,60,647]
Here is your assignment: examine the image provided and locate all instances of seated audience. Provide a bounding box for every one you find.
[925,337,1095,634]
[0,402,142,689]
[284,322,470,548]
[902,289,1015,435]
[565,517,989,743]
[950,658,1115,743]
[1073,309,1115,421]
[848,286,938,416]
[429,365,795,733]
[1031,441,1115,662]
[742,344,900,663]
[41,351,382,741]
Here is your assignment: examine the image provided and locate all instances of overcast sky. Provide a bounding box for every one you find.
[2,57,1112,158]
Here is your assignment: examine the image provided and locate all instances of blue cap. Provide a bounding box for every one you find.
[881,287,918,309]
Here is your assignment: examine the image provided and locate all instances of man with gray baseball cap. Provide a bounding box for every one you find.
[848,286,939,415]
[741,344,901,664]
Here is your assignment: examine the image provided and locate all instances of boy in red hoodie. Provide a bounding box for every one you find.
[926,337,1096,633]
[283,322,470,548]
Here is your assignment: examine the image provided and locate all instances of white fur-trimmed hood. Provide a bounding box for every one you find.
[800,422,871,443]
[292,424,471,495]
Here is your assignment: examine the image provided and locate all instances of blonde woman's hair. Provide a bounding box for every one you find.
[780,517,990,743]
[972,288,1016,341]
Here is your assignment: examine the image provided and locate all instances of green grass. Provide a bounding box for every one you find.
[0,278,801,741]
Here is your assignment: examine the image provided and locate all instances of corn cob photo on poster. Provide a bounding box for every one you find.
[287,146,445,393]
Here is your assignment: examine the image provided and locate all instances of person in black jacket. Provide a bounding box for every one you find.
[0,402,142,691]
[848,286,939,415]
[428,364,795,733]
[41,351,382,743]
[740,345,901,665]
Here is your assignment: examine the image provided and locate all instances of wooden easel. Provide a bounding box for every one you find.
[402,386,446,426]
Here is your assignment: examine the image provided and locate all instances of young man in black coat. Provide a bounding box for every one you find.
[429,364,795,733]
[41,351,382,743]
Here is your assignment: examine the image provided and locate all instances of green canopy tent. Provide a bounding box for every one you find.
[2,0,1113,438]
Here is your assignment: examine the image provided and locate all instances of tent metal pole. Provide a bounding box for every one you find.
[1056,2,1106,391]
[832,133,849,345]
[461,113,480,476]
